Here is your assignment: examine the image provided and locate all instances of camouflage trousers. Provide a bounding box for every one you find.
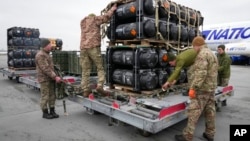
[40,81,56,110]
[80,47,105,92]
[183,92,216,141]
[218,77,231,95]
[218,77,229,86]
[186,65,194,88]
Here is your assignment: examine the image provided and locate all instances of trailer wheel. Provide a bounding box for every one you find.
[85,107,98,115]
[137,128,151,137]
[15,77,20,83]
[8,76,13,80]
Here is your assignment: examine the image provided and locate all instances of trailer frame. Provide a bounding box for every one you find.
[17,73,234,136]
[0,68,37,83]
[67,85,234,136]
[13,71,234,137]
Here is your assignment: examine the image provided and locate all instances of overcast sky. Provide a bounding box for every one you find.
[1,0,250,51]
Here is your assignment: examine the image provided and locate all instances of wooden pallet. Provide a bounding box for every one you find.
[108,39,164,47]
[8,67,36,70]
[108,84,162,96]
[108,39,191,48]
[106,83,189,97]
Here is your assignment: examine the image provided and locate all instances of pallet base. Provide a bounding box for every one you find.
[107,84,162,96]
[8,67,36,71]
[108,39,191,48]
[106,83,189,97]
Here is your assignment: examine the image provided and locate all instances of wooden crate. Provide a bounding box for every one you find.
[8,67,36,70]
[108,39,191,48]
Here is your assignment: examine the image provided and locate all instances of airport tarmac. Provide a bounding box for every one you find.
[0,55,250,141]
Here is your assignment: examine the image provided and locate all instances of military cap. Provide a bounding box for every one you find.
[88,13,96,17]
[218,44,225,50]
[167,52,176,61]
[40,38,50,48]
[192,36,205,46]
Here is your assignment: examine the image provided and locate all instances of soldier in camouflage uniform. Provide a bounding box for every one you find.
[217,44,231,107]
[175,36,218,141]
[35,38,62,119]
[162,49,197,90]
[80,4,117,97]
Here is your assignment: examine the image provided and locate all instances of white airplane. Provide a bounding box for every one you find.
[202,21,250,64]
[0,51,7,55]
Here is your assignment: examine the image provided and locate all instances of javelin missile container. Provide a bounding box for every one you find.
[7,27,41,69]
[105,0,203,92]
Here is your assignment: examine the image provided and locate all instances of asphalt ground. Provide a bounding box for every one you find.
[0,55,250,141]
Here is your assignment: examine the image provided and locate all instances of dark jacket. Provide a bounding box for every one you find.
[218,52,231,78]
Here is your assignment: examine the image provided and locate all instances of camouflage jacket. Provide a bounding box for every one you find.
[35,49,56,83]
[218,52,231,78]
[189,45,218,92]
[80,8,115,50]
[167,49,197,82]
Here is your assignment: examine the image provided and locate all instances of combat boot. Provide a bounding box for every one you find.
[222,100,227,106]
[96,86,109,96]
[42,109,53,119]
[50,107,59,118]
[83,89,91,97]
[203,133,214,141]
[175,135,188,141]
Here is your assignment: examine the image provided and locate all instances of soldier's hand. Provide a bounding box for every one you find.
[188,89,196,99]
[162,82,170,91]
[172,80,177,85]
[55,76,61,83]
[111,3,117,11]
